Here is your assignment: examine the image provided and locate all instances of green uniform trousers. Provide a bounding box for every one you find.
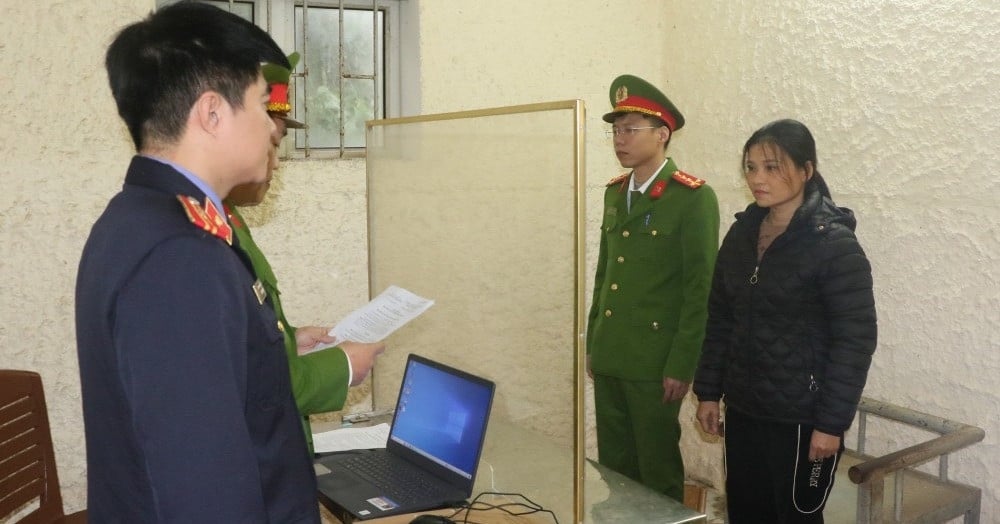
[594,374,684,502]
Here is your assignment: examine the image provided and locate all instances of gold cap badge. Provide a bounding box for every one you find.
[614,85,628,104]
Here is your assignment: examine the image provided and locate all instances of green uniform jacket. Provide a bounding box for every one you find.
[228,206,350,450]
[587,159,720,382]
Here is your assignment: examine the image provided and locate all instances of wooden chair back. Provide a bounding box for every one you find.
[1,370,85,523]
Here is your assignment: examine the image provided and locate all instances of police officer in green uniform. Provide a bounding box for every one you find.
[586,74,720,501]
[226,53,385,454]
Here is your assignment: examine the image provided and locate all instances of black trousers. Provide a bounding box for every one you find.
[724,407,843,524]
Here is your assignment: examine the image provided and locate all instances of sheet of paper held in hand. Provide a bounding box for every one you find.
[305,285,434,354]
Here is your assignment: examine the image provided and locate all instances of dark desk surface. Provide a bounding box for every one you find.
[314,418,704,524]
[320,496,554,524]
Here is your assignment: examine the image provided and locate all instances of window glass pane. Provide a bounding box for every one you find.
[343,9,377,77]
[294,6,384,149]
[207,0,254,21]
[157,0,255,22]
[343,78,375,148]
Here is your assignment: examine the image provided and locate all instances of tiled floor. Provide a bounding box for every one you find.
[699,483,857,524]
[694,479,957,524]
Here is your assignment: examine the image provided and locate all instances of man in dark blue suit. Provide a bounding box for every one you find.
[76,3,320,522]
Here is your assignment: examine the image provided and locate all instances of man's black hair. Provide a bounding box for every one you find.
[106,1,289,150]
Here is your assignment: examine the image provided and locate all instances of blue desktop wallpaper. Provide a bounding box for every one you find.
[390,361,493,477]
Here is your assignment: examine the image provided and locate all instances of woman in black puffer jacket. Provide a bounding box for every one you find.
[693,119,877,524]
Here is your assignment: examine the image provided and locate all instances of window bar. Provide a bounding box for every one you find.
[264,0,272,38]
[372,0,378,131]
[338,0,345,157]
[337,0,379,156]
[302,0,311,157]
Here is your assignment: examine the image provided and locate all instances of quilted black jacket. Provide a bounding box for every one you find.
[693,175,877,436]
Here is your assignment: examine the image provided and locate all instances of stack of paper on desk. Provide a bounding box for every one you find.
[313,423,390,454]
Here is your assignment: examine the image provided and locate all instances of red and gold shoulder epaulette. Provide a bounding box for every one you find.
[606,172,629,192]
[671,170,706,189]
[177,195,233,245]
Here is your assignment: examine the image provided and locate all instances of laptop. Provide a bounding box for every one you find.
[316,354,496,521]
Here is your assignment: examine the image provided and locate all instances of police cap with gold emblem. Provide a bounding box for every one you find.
[602,74,685,132]
[261,52,306,129]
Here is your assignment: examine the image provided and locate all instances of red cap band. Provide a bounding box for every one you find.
[611,95,678,131]
[267,83,291,113]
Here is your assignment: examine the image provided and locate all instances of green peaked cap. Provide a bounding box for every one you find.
[261,52,299,85]
[261,52,305,128]
[602,74,685,131]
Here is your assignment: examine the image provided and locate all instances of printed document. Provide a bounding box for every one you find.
[312,423,390,454]
[306,285,434,353]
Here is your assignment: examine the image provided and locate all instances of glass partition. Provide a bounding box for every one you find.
[365,100,586,522]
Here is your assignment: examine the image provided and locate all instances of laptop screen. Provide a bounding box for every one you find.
[388,355,495,479]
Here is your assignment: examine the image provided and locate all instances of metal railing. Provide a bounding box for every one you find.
[848,396,985,523]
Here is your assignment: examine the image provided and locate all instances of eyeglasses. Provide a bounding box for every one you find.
[605,126,660,138]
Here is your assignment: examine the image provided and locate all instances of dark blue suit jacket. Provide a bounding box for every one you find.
[76,156,320,523]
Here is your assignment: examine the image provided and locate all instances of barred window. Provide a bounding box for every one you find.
[157,0,405,158]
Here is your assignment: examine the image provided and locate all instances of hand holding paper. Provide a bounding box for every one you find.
[306,285,434,354]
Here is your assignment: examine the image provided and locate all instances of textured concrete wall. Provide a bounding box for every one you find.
[0,0,152,514]
[2,0,997,519]
[659,2,1000,520]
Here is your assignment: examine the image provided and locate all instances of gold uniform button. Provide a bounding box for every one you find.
[651,230,658,236]
[652,321,660,330]
[617,256,625,263]
[610,283,619,291]
[622,230,630,238]
[277,320,285,332]
[604,309,612,317]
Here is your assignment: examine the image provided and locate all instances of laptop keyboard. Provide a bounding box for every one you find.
[342,452,457,505]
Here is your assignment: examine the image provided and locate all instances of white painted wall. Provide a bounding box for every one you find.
[2,0,996,519]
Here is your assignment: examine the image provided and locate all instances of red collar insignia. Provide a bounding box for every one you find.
[177,195,233,245]
[223,204,243,228]
[649,179,668,199]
